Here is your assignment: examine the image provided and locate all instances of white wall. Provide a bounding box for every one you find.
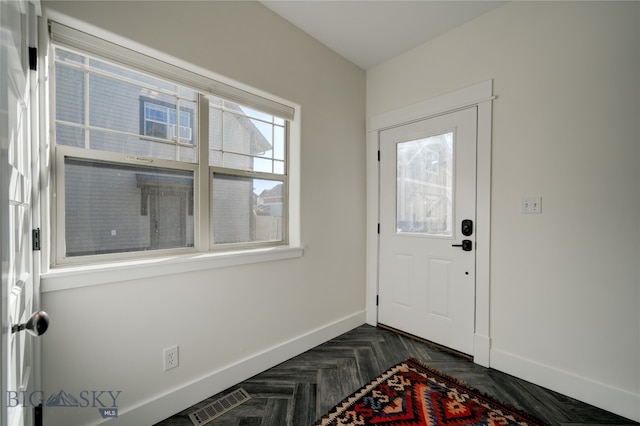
[40,1,365,425]
[368,1,640,421]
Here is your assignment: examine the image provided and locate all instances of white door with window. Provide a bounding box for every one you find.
[378,107,477,356]
[1,1,43,425]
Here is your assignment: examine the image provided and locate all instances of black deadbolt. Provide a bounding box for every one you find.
[461,219,473,236]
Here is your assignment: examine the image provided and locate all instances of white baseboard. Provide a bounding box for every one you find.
[491,348,640,423]
[473,333,490,368]
[98,310,366,426]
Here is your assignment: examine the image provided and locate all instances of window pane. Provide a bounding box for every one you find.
[221,152,252,170]
[273,126,285,161]
[209,150,222,168]
[253,157,272,173]
[89,73,147,134]
[209,108,222,152]
[179,86,197,101]
[178,145,196,163]
[56,124,85,148]
[55,64,84,124]
[210,99,285,176]
[55,47,84,65]
[89,57,176,93]
[223,112,267,156]
[212,175,283,244]
[64,158,194,256]
[220,113,277,172]
[89,130,193,162]
[252,119,273,156]
[55,47,198,162]
[178,100,197,144]
[274,160,285,175]
[224,101,273,122]
[396,132,453,235]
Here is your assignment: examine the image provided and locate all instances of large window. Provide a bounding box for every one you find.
[52,38,292,264]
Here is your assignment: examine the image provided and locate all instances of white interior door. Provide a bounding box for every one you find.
[1,1,42,425]
[378,107,477,356]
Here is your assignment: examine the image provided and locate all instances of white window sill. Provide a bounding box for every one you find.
[40,246,304,293]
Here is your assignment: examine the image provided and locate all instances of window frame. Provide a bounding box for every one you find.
[48,22,300,268]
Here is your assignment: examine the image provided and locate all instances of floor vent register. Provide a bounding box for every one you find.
[188,388,251,426]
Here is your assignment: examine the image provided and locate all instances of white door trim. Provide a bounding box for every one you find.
[365,80,493,367]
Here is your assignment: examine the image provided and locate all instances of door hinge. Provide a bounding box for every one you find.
[29,47,37,71]
[377,150,380,161]
[377,223,380,234]
[32,228,41,251]
[376,295,379,306]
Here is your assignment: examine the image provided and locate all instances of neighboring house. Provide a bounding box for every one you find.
[256,183,283,215]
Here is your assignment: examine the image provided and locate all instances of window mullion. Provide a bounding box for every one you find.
[197,94,210,251]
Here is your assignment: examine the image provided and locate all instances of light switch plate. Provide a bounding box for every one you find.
[521,196,542,214]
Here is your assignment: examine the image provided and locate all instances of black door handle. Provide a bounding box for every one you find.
[452,240,472,251]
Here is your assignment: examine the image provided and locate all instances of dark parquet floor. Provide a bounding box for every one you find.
[155,324,638,426]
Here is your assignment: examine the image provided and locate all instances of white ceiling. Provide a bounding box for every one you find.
[260,1,506,70]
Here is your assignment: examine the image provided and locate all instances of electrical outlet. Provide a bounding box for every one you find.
[163,345,179,371]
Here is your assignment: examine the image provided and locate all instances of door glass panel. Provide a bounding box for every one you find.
[396,132,453,235]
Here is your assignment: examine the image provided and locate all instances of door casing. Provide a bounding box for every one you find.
[365,80,494,367]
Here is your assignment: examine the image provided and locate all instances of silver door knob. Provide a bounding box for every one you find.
[11,311,49,336]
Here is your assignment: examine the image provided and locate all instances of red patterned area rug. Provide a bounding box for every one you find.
[313,358,547,426]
